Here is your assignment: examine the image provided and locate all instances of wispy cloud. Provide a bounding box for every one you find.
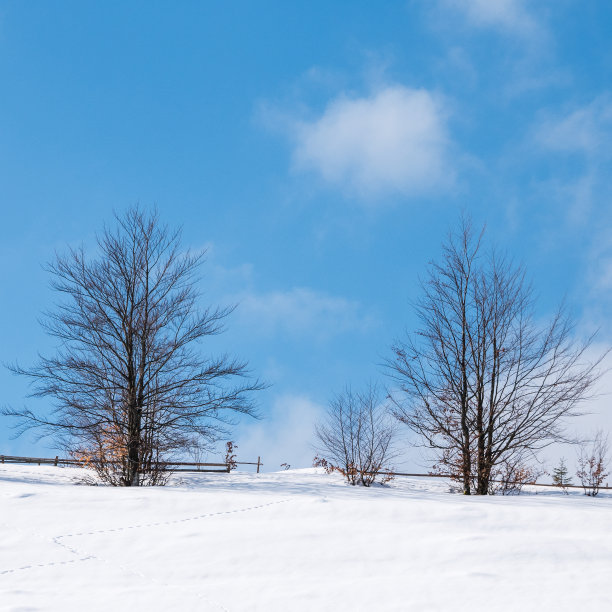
[236,287,377,340]
[439,0,541,38]
[540,345,612,474]
[271,85,455,200]
[532,95,612,223]
[537,95,612,158]
[235,393,326,470]
[430,1,557,99]
[194,247,377,341]
[579,233,612,338]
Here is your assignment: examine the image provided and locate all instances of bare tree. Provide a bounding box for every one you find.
[314,384,396,486]
[576,430,609,496]
[387,218,603,495]
[4,207,263,486]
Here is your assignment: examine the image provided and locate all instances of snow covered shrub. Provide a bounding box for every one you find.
[314,384,396,487]
[576,431,609,496]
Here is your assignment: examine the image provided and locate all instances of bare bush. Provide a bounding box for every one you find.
[225,441,238,471]
[489,455,542,495]
[433,444,540,495]
[576,430,609,496]
[314,385,396,487]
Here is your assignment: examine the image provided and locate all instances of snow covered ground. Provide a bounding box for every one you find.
[1,464,611,611]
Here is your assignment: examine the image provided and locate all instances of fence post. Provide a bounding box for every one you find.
[1,456,3,464]
[257,456,261,474]
[54,456,59,467]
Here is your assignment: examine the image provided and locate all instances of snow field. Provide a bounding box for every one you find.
[1,465,611,611]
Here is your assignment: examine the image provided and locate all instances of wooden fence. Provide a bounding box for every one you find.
[377,470,611,490]
[0,454,263,474]
[1,456,609,489]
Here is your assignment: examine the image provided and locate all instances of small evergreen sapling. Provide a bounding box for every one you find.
[551,458,572,493]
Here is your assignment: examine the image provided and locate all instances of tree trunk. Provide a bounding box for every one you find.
[125,398,142,487]
[476,465,490,495]
[461,308,471,495]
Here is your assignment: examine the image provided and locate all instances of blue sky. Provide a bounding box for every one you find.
[1,1,612,471]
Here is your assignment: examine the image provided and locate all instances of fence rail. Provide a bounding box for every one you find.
[0,454,263,474]
[377,470,611,490]
[1,456,608,489]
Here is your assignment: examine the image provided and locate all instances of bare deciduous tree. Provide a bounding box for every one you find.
[4,207,263,486]
[314,384,396,486]
[387,218,603,495]
[576,430,609,496]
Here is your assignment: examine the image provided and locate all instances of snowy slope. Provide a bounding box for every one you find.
[1,464,611,611]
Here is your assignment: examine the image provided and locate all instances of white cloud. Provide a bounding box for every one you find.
[440,0,540,37]
[579,233,612,339]
[236,287,376,340]
[529,96,612,224]
[288,85,454,199]
[194,247,376,341]
[541,345,612,475]
[537,96,612,157]
[234,394,326,470]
